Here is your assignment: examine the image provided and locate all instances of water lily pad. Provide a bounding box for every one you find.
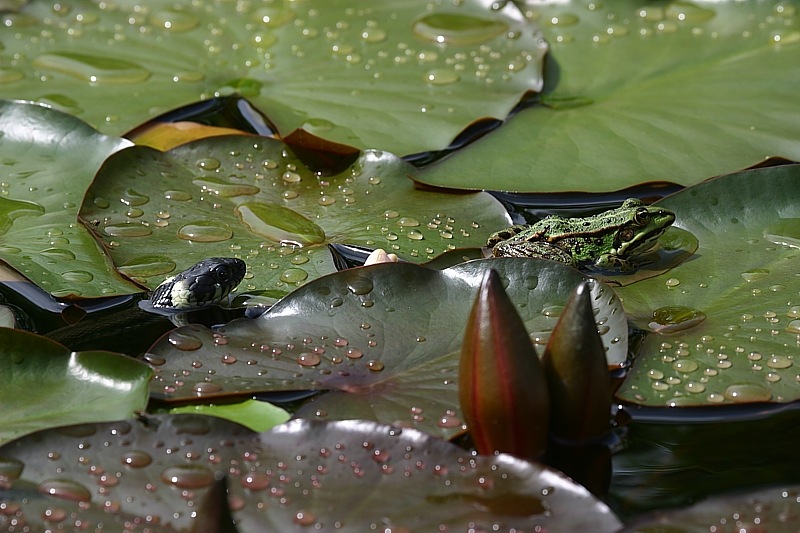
[0,100,138,299]
[0,328,152,445]
[620,484,800,532]
[79,135,510,295]
[416,1,800,192]
[0,415,623,531]
[146,258,626,438]
[615,165,800,406]
[0,0,546,155]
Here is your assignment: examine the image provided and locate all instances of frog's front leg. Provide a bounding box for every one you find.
[492,240,576,265]
[486,225,530,247]
[595,254,634,271]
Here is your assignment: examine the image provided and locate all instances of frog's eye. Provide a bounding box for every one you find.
[619,228,635,242]
[633,208,650,226]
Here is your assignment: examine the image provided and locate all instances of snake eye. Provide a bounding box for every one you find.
[619,228,635,242]
[213,267,230,282]
[633,208,650,226]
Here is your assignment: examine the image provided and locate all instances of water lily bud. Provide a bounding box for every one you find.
[459,269,549,460]
[364,248,399,265]
[543,281,611,442]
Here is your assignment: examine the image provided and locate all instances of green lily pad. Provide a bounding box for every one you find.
[0,415,623,531]
[615,165,800,406]
[416,1,800,192]
[620,484,800,532]
[146,258,626,439]
[0,328,152,445]
[0,100,138,299]
[0,0,546,155]
[78,135,510,295]
[163,399,291,433]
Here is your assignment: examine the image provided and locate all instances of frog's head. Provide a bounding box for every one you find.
[612,199,676,258]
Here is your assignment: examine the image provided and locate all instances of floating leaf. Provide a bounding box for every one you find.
[416,1,800,192]
[163,400,290,433]
[620,484,800,532]
[0,0,546,155]
[79,135,509,295]
[460,269,549,459]
[0,415,623,531]
[146,258,625,439]
[616,165,800,406]
[0,328,152,444]
[0,100,137,298]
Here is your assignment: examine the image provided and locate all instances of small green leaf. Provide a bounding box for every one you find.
[460,269,549,459]
[163,400,290,433]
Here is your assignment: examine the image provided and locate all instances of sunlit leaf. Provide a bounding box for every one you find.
[78,135,510,295]
[0,415,623,531]
[0,100,137,298]
[0,328,152,444]
[0,0,546,155]
[145,258,625,439]
[416,1,800,192]
[162,399,290,433]
[616,165,800,406]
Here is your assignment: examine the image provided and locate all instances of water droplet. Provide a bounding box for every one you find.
[318,195,336,206]
[437,414,462,428]
[42,507,67,523]
[767,355,793,369]
[407,230,424,240]
[786,320,800,334]
[278,268,307,284]
[177,221,233,242]
[168,330,203,350]
[104,221,153,237]
[302,118,335,133]
[164,189,192,201]
[297,353,321,367]
[122,450,152,468]
[548,13,579,26]
[0,197,46,235]
[282,171,303,183]
[149,9,199,32]
[193,382,223,395]
[425,69,459,85]
[649,306,706,333]
[40,248,76,260]
[665,278,681,288]
[117,256,177,278]
[38,479,92,502]
[160,465,215,489]
[741,268,769,282]
[366,360,385,372]
[62,270,94,283]
[253,6,295,28]
[235,203,325,245]
[346,275,374,295]
[361,27,387,43]
[673,360,699,373]
[293,510,316,527]
[346,348,363,359]
[33,52,150,84]
[541,305,564,317]
[413,13,508,45]
[240,472,270,490]
[0,458,23,479]
[724,384,772,403]
[666,1,715,23]
[120,188,150,207]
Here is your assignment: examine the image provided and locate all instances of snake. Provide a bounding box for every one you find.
[46,258,247,352]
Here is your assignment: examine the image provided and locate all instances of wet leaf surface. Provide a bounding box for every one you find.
[0,100,137,299]
[620,484,800,533]
[79,135,510,294]
[616,165,800,406]
[163,399,291,433]
[416,1,800,192]
[0,0,546,155]
[146,258,626,438]
[0,415,623,532]
[0,328,152,445]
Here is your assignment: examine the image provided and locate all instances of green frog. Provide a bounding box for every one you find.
[487,198,676,271]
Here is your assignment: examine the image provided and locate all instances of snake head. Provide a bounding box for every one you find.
[150,258,247,310]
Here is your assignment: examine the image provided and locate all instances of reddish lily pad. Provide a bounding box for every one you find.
[145,258,626,439]
[0,415,623,531]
